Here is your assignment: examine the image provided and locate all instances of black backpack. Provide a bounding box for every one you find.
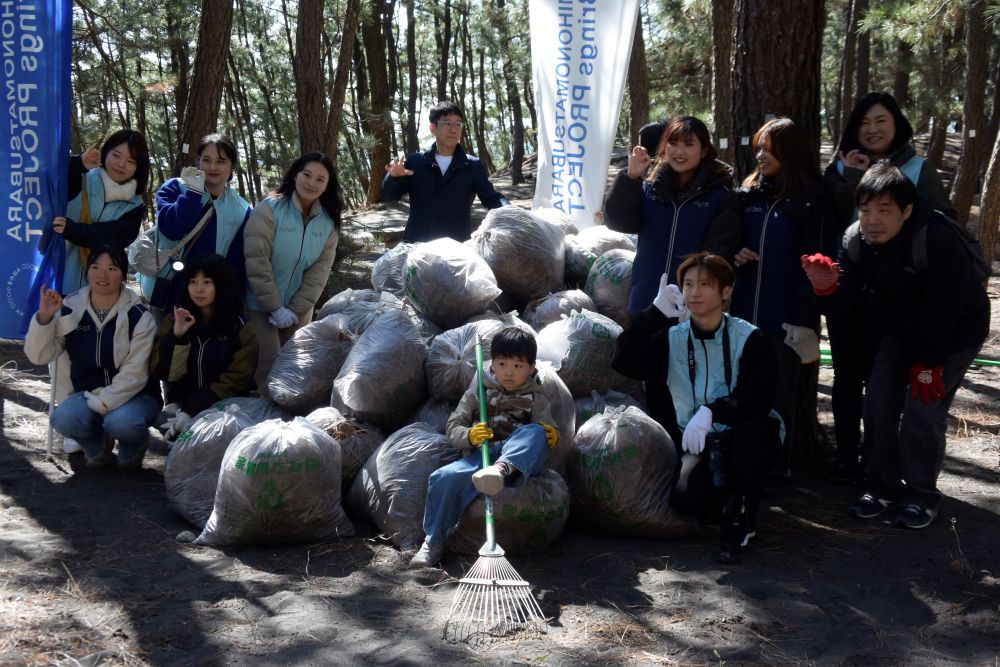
[845,211,990,281]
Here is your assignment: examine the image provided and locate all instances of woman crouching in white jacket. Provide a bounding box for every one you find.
[25,246,161,468]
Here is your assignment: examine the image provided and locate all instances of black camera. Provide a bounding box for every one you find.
[706,431,733,489]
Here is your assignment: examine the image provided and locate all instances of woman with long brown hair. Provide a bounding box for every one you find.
[731,118,836,474]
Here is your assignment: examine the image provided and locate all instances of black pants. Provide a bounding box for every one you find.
[826,310,883,466]
[671,415,781,531]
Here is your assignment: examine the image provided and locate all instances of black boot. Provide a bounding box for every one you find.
[717,496,755,564]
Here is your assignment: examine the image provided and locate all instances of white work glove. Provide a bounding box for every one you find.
[268,307,298,328]
[162,402,182,418]
[781,323,820,364]
[180,166,205,193]
[165,411,193,440]
[84,390,109,415]
[652,274,688,320]
[681,405,714,455]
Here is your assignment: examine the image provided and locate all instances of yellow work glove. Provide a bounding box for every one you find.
[469,422,494,447]
[542,423,559,448]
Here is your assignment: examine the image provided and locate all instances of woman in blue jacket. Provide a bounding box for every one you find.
[143,134,252,311]
[244,152,342,393]
[731,118,836,473]
[151,253,258,439]
[603,115,741,313]
[49,130,150,294]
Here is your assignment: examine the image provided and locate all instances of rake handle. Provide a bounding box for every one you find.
[474,337,497,551]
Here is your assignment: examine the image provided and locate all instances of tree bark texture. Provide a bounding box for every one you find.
[732,0,825,178]
[711,0,734,165]
[854,0,870,98]
[978,125,1000,272]
[324,0,363,161]
[361,1,392,204]
[950,0,989,227]
[404,0,419,153]
[174,0,236,175]
[627,14,649,147]
[837,0,861,140]
[295,0,325,154]
[892,40,913,108]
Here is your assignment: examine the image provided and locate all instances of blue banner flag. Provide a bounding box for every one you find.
[1,0,72,339]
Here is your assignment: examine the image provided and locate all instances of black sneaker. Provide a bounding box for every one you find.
[717,528,755,563]
[891,504,937,530]
[849,492,892,519]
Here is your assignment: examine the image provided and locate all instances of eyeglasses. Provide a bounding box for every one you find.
[435,120,463,130]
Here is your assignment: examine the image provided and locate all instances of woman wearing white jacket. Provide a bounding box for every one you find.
[25,246,161,468]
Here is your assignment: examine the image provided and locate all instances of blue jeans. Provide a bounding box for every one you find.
[863,337,981,511]
[51,392,161,461]
[422,423,549,545]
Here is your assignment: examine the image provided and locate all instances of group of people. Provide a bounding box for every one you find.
[26,130,344,467]
[22,91,989,567]
[604,91,988,562]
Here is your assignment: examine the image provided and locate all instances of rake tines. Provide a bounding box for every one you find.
[443,544,546,644]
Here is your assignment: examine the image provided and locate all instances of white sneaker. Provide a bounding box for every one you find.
[409,540,444,568]
[62,438,82,454]
[472,464,506,496]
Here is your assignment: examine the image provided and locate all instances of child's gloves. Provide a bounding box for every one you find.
[909,363,945,404]
[541,423,559,448]
[800,253,840,296]
[468,422,493,447]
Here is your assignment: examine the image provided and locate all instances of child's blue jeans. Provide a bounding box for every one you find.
[422,423,549,545]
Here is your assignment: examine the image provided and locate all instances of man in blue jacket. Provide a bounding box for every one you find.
[381,101,508,242]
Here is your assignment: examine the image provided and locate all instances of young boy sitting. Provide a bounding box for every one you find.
[409,327,558,568]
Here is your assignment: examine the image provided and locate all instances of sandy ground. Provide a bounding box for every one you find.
[1,144,998,666]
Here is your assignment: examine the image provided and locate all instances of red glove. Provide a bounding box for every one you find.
[909,363,945,404]
[800,253,840,296]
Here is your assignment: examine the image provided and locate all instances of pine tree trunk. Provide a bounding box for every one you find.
[324,0,362,162]
[950,0,989,227]
[362,0,392,204]
[893,40,913,108]
[837,0,860,135]
[732,0,825,177]
[404,0,419,153]
[978,126,1000,271]
[434,0,452,102]
[173,0,235,175]
[855,0,870,96]
[627,14,649,146]
[711,0,734,165]
[732,0,828,460]
[296,0,325,154]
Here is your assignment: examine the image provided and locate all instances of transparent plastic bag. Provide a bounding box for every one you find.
[403,237,501,329]
[584,248,635,327]
[575,389,643,430]
[531,206,579,236]
[536,309,633,397]
[267,315,355,414]
[330,308,427,432]
[370,242,415,296]
[316,287,381,320]
[196,397,291,424]
[165,404,256,528]
[195,417,355,546]
[446,468,570,555]
[346,422,461,549]
[522,290,595,331]
[564,225,636,287]
[569,406,690,538]
[471,206,565,303]
[304,407,384,483]
[424,319,508,404]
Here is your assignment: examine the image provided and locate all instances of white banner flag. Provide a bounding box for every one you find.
[530,0,640,229]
